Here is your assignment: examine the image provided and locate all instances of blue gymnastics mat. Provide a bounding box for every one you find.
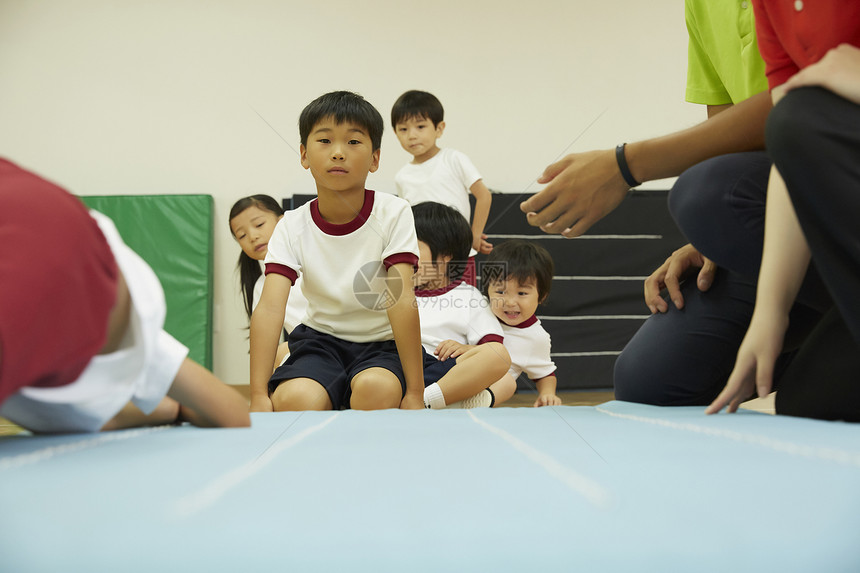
[2,401,859,572]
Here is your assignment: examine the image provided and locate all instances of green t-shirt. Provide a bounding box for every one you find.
[685,0,768,105]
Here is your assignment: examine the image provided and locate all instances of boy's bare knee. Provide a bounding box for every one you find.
[350,368,401,410]
[271,378,332,411]
[463,342,511,378]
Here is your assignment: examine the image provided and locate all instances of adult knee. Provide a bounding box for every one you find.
[668,153,770,275]
[766,87,826,167]
[668,161,722,237]
[613,345,660,404]
[667,158,739,259]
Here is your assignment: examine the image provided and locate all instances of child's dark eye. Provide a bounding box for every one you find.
[318,138,330,144]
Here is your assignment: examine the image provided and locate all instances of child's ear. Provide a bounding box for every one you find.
[435,121,446,138]
[369,148,380,173]
[300,144,309,170]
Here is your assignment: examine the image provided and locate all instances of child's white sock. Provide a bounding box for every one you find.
[447,388,495,409]
[423,383,447,409]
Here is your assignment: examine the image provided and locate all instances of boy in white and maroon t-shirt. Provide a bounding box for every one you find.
[391,90,494,287]
[411,202,512,409]
[250,91,425,412]
[482,240,561,407]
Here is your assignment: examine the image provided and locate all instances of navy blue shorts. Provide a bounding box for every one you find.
[422,350,457,385]
[269,325,407,410]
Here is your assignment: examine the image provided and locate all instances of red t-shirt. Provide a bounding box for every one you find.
[753,0,860,89]
[0,159,118,405]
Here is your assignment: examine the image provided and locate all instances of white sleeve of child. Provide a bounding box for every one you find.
[523,326,556,381]
[264,212,302,280]
[381,196,420,267]
[449,149,482,190]
[466,288,504,346]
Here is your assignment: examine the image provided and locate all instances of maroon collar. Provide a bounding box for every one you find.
[310,189,374,236]
[507,314,538,329]
[415,279,463,298]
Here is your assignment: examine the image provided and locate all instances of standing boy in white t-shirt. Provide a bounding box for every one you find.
[482,240,561,407]
[391,90,493,285]
[411,202,514,408]
[250,91,424,412]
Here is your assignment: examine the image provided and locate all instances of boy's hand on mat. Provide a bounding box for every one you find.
[400,391,424,410]
[521,149,629,238]
[644,244,716,314]
[706,311,787,415]
[250,395,274,413]
[534,393,562,407]
[434,340,469,361]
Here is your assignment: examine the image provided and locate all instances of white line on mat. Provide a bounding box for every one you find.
[595,407,860,468]
[467,411,614,509]
[172,413,339,518]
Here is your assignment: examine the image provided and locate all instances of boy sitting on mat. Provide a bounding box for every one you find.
[482,240,562,407]
[411,202,513,408]
[0,158,250,433]
[250,91,425,412]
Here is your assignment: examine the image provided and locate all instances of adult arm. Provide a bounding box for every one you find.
[386,262,425,409]
[521,91,772,237]
[249,273,291,412]
[706,166,810,414]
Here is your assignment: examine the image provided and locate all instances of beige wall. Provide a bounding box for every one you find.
[0,0,703,384]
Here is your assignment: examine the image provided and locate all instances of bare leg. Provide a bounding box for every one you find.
[350,368,402,410]
[273,342,290,370]
[436,342,510,404]
[271,378,332,411]
[489,374,517,406]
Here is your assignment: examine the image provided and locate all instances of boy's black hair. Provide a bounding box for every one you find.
[229,194,284,320]
[299,91,384,151]
[391,90,444,128]
[481,239,554,302]
[412,201,472,282]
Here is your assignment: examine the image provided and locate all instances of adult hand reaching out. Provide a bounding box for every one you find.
[520,149,631,238]
[644,244,717,314]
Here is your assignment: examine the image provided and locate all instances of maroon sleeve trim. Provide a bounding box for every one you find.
[478,334,504,345]
[264,263,298,285]
[384,252,419,272]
